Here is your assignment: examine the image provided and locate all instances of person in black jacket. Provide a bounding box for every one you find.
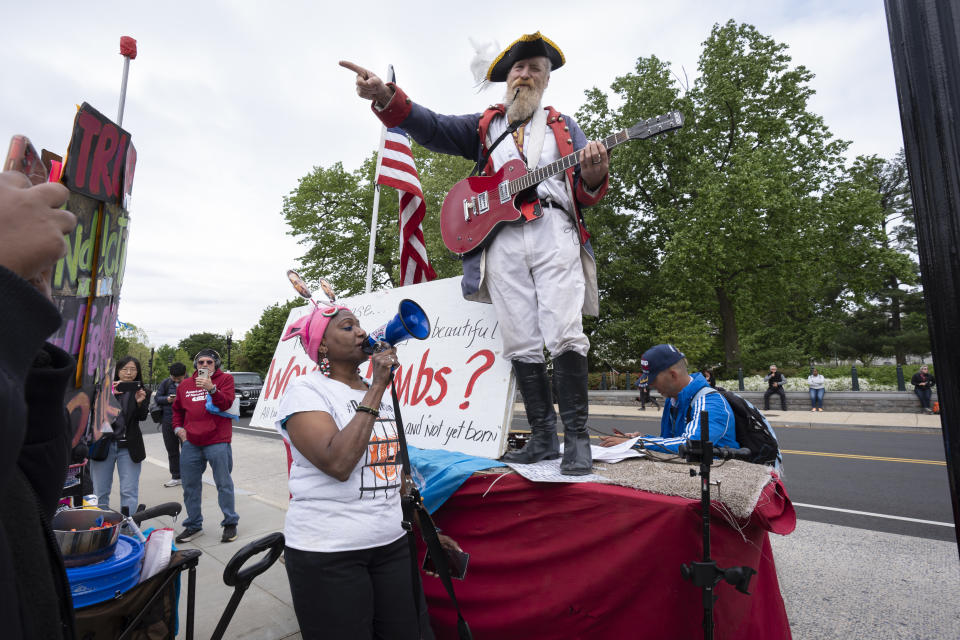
[763,364,788,411]
[0,170,78,639]
[155,362,187,487]
[90,356,148,515]
[911,365,936,414]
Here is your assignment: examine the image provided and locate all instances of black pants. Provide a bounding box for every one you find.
[764,386,787,411]
[160,422,181,479]
[284,536,434,640]
[637,387,659,409]
[915,387,932,409]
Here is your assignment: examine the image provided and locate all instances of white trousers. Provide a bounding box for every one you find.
[485,208,590,363]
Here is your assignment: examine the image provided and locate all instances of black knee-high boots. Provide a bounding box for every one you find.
[502,361,559,463]
[554,351,592,476]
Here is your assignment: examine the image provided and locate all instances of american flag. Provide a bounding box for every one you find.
[376,128,437,286]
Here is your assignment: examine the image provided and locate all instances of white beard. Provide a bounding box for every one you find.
[504,85,542,124]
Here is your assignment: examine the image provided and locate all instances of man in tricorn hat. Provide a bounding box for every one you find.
[342,32,608,475]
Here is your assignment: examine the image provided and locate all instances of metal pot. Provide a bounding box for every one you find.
[53,508,124,567]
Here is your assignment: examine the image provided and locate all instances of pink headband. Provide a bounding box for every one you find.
[281,304,351,363]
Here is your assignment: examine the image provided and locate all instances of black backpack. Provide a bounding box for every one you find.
[686,386,781,467]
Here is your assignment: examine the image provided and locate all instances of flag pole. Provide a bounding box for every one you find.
[117,36,138,126]
[365,64,395,294]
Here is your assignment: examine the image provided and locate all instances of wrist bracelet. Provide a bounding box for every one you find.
[356,405,380,418]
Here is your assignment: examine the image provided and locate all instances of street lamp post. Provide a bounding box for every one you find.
[226,329,233,371]
[148,347,155,390]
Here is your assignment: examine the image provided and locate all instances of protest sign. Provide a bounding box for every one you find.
[42,102,137,447]
[62,102,132,204]
[251,277,514,459]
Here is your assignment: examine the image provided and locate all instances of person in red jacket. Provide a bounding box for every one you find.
[172,348,238,543]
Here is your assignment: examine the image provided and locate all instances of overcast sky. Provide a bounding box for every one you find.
[2,1,904,347]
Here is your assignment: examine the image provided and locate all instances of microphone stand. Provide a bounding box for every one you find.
[679,410,757,640]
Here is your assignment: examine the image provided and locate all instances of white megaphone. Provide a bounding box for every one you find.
[362,299,431,354]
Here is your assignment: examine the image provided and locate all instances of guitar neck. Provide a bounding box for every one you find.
[510,128,629,195]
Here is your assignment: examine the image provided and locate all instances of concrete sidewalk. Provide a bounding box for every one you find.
[112,416,959,640]
[129,432,298,640]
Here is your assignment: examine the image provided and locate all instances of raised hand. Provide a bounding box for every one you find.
[339,60,395,107]
[0,171,76,298]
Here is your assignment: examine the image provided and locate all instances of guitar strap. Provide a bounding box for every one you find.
[390,377,473,640]
[471,118,522,177]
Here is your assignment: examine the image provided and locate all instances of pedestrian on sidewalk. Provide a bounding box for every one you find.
[911,365,936,414]
[171,349,239,544]
[154,362,186,487]
[276,303,461,639]
[807,368,826,411]
[635,374,659,410]
[763,365,788,411]
[91,356,148,515]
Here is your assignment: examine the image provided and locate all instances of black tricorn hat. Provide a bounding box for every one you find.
[486,32,565,82]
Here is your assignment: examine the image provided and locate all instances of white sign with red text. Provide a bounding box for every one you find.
[250,277,514,459]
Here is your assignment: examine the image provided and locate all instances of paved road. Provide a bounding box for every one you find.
[573,414,957,541]
[236,412,957,541]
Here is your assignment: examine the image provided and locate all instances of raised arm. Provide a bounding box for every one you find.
[285,348,398,482]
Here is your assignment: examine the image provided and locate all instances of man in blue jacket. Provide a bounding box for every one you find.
[601,344,739,453]
[342,33,609,475]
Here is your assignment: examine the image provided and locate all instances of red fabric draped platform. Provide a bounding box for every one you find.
[419,474,795,640]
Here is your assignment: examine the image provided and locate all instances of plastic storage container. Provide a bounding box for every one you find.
[66,535,145,609]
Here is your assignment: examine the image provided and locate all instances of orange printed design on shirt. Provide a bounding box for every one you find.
[367,433,400,482]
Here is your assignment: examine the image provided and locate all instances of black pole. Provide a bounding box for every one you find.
[227,335,232,370]
[896,364,906,391]
[698,411,713,639]
[737,367,744,391]
[851,366,860,391]
[885,0,960,555]
[679,410,756,640]
[148,347,154,390]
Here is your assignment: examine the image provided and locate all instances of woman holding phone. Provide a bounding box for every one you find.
[275,304,460,640]
[91,355,148,514]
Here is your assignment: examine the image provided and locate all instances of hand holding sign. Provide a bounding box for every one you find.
[0,171,76,298]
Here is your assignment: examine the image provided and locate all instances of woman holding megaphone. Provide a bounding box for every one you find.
[275,301,455,639]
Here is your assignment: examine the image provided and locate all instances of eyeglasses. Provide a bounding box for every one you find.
[119,365,138,372]
[197,359,215,365]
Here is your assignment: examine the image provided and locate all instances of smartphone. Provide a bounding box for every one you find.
[4,135,47,185]
[115,381,141,394]
[422,547,469,580]
[198,368,210,379]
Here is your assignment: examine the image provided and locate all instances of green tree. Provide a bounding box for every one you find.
[282,148,470,297]
[113,322,158,382]
[178,332,228,362]
[241,299,306,375]
[577,21,852,370]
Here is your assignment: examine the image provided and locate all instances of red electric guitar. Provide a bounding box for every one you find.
[439,110,684,255]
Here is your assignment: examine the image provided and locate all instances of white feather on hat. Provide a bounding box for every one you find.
[469,37,500,92]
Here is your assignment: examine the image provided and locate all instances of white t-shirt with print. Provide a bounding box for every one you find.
[276,372,405,552]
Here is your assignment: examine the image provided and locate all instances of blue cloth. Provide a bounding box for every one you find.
[205,393,238,420]
[642,373,739,454]
[408,446,503,514]
[180,441,238,529]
